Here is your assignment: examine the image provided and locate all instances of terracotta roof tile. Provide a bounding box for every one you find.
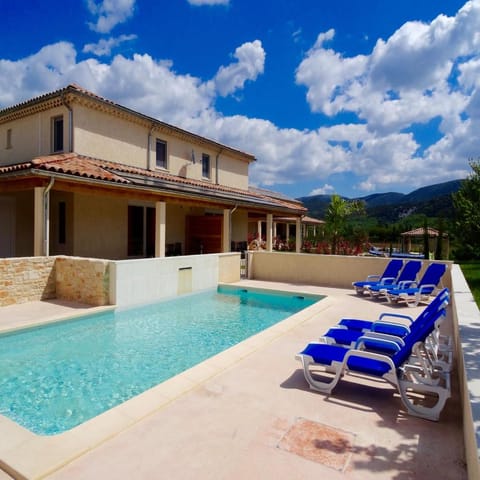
[31,154,130,184]
[1,153,306,213]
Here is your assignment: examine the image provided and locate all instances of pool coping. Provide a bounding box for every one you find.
[0,284,333,480]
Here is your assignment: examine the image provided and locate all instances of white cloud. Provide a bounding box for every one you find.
[293,0,480,191]
[296,1,480,131]
[83,34,137,57]
[0,43,78,105]
[87,0,136,33]
[295,30,368,116]
[2,2,480,197]
[309,185,335,196]
[187,0,229,5]
[0,42,215,126]
[213,40,265,96]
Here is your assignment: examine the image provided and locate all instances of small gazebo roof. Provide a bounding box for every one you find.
[273,215,325,225]
[401,227,440,237]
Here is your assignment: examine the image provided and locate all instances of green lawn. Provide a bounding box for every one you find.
[459,261,480,305]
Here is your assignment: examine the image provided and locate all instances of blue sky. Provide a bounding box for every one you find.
[1,0,478,198]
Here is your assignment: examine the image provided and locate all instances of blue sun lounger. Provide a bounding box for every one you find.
[365,260,422,297]
[296,305,450,420]
[322,288,449,350]
[379,263,447,307]
[352,259,403,295]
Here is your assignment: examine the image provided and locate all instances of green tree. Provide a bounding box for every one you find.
[325,195,365,254]
[423,217,430,259]
[435,218,445,260]
[452,159,480,259]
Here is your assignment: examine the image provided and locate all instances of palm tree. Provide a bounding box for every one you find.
[325,195,365,254]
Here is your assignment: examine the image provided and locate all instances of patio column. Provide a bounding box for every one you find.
[155,201,166,257]
[33,187,45,256]
[295,217,302,253]
[257,220,262,241]
[266,213,273,252]
[286,223,290,242]
[273,221,277,239]
[223,209,231,252]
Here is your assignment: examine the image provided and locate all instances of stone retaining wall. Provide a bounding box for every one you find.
[0,256,110,307]
[0,257,56,306]
[55,256,110,306]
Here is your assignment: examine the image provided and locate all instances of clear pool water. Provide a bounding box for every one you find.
[0,287,321,435]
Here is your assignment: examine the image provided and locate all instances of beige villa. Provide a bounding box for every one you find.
[0,84,307,260]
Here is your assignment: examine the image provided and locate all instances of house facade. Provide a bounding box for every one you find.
[0,84,306,259]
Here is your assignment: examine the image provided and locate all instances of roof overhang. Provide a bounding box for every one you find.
[0,154,306,216]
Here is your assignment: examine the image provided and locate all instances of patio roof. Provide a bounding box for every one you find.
[273,215,325,225]
[401,227,444,237]
[0,153,306,214]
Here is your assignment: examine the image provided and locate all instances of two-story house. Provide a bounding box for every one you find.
[0,84,306,259]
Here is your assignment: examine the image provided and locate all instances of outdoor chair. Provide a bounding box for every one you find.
[296,305,450,421]
[379,263,447,307]
[365,260,422,297]
[352,259,403,295]
[321,289,449,352]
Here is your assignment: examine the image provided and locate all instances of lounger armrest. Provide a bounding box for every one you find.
[355,335,402,353]
[418,284,436,295]
[344,348,398,368]
[371,321,410,337]
[378,312,414,324]
[366,274,381,281]
[397,280,417,289]
[379,277,396,285]
[359,331,406,347]
[318,336,335,345]
[328,325,348,331]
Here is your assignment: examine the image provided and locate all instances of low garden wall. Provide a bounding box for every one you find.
[0,253,241,308]
[0,257,56,306]
[247,251,453,290]
[110,252,241,307]
[55,256,110,306]
[451,264,480,480]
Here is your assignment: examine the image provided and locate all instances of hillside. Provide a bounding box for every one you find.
[298,179,463,223]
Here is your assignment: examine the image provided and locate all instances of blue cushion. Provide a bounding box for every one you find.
[325,328,361,345]
[338,318,373,331]
[346,355,392,376]
[299,343,347,365]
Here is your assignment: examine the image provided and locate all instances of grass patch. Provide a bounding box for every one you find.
[459,261,480,306]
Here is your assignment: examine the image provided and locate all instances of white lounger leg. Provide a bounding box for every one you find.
[295,354,343,394]
[397,376,451,421]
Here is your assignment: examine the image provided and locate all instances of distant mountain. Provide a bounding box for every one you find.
[357,192,405,208]
[298,179,463,222]
[401,180,462,204]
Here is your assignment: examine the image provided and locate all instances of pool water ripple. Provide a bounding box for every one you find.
[0,287,321,435]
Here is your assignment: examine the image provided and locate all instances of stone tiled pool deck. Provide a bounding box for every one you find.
[0,281,467,479]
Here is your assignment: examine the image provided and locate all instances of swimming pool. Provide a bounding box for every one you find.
[0,286,322,435]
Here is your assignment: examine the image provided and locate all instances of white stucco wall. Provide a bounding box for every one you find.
[110,254,220,307]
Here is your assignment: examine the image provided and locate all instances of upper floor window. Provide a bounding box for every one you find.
[202,153,210,178]
[156,139,167,169]
[52,116,64,152]
[5,129,12,149]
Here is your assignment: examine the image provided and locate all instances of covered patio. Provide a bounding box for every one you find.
[0,154,306,260]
